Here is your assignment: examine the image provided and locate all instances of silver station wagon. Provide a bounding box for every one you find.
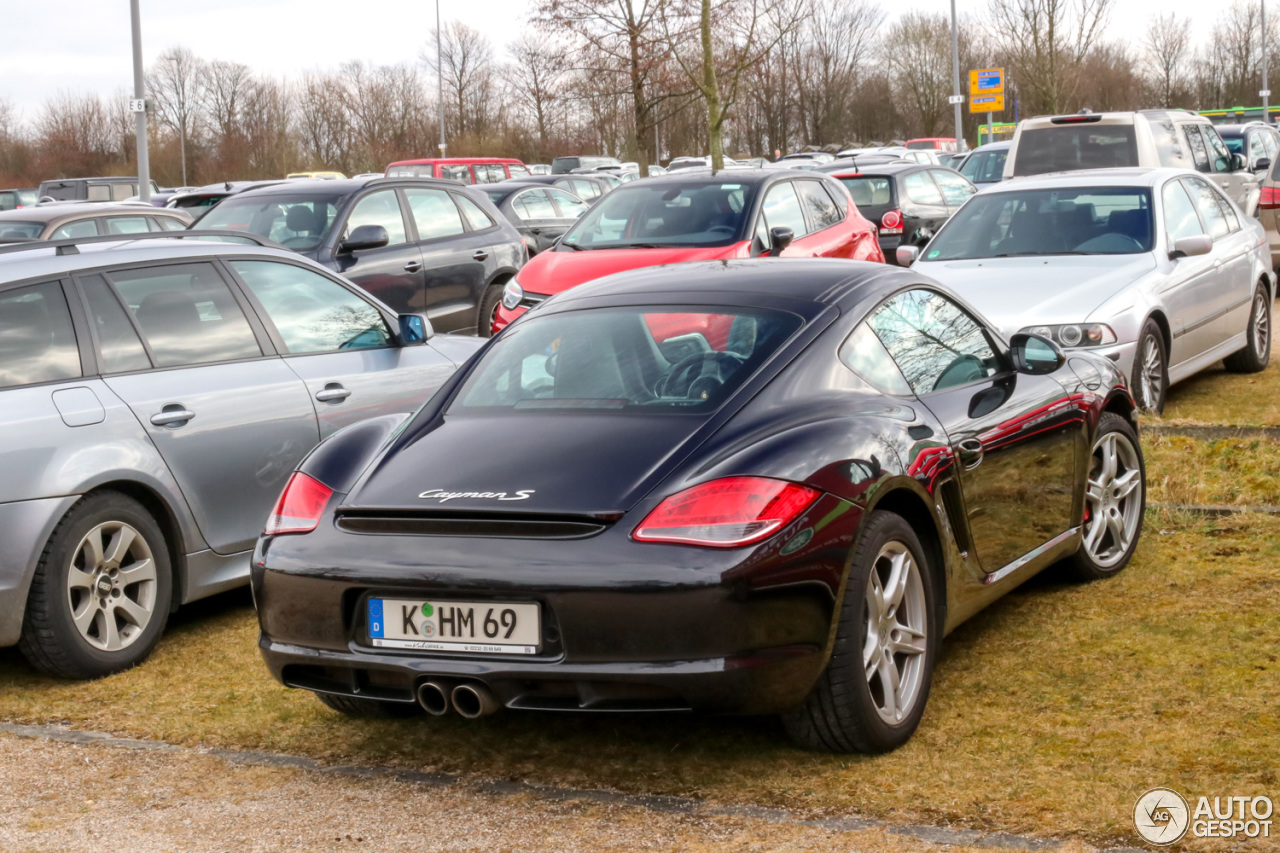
[0,233,482,679]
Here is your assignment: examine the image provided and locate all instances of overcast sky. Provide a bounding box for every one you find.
[0,0,1233,121]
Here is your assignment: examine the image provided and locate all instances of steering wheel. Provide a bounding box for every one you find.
[654,351,746,399]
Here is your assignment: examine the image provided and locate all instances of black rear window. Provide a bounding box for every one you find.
[197,193,344,251]
[837,177,894,209]
[1013,125,1138,176]
[453,307,801,413]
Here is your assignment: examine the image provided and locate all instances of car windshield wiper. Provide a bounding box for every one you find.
[560,241,585,251]
[989,251,1089,258]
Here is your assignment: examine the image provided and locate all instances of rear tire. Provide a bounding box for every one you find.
[315,691,422,719]
[19,492,172,680]
[477,283,503,338]
[1131,319,1168,415]
[1223,282,1271,373]
[783,511,937,753]
[1063,412,1145,582]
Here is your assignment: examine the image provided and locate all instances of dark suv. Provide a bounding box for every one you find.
[197,177,526,333]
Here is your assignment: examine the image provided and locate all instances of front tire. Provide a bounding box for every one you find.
[1132,319,1168,414]
[1223,282,1271,373]
[19,492,173,679]
[783,511,937,753]
[477,283,503,338]
[315,691,422,719]
[1063,412,1145,581]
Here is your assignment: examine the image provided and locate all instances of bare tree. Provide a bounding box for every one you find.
[295,71,353,173]
[988,0,1114,115]
[506,35,571,160]
[147,47,207,185]
[1143,13,1191,108]
[795,0,883,147]
[884,12,956,138]
[426,21,499,146]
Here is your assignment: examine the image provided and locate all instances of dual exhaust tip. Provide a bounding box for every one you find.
[416,679,501,718]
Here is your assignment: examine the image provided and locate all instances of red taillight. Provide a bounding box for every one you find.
[1261,186,1280,210]
[633,477,821,548]
[265,472,333,536]
[880,209,904,235]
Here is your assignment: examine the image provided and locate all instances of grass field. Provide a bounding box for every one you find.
[2,370,1277,849]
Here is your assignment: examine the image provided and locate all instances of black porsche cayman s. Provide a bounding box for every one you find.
[252,258,1145,753]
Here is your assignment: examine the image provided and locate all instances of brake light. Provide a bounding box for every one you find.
[265,472,333,536]
[633,477,820,547]
[1050,114,1102,124]
[1261,186,1280,210]
[880,209,904,235]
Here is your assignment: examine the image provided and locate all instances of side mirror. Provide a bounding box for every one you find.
[1009,332,1065,375]
[1230,152,1246,172]
[768,226,794,257]
[1169,233,1213,259]
[896,245,920,266]
[1257,157,1272,172]
[397,313,433,345]
[339,224,389,254]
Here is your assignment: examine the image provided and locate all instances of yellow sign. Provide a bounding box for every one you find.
[970,68,1004,94]
[970,93,1005,113]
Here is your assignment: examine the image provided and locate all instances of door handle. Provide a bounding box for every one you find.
[472,250,489,262]
[403,261,423,273]
[957,438,984,470]
[150,405,195,428]
[315,383,351,403]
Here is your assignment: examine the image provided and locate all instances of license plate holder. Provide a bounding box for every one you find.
[367,597,541,655]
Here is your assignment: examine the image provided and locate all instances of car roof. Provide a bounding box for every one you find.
[515,174,608,184]
[545,258,915,317]
[0,202,176,223]
[388,157,523,165]
[636,169,805,187]
[969,141,1011,151]
[229,176,460,198]
[826,162,922,177]
[981,166,1190,192]
[0,238,297,286]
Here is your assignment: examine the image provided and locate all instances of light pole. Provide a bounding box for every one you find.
[1264,0,1271,124]
[437,0,446,157]
[130,0,151,202]
[950,0,965,150]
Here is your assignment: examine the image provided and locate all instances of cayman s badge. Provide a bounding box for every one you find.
[418,488,535,503]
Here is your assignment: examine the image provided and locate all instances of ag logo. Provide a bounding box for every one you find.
[1134,787,1190,845]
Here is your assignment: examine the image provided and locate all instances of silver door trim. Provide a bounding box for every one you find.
[982,527,1080,585]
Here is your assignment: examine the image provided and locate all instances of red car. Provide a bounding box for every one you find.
[491,170,883,334]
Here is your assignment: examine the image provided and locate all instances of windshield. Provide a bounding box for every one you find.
[453,307,800,412]
[197,194,343,251]
[1013,124,1138,176]
[0,221,43,239]
[561,182,754,250]
[923,187,1154,260]
[960,149,1008,183]
[1221,135,1245,155]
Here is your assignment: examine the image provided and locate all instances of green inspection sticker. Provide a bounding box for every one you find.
[927,250,941,259]
[421,602,434,617]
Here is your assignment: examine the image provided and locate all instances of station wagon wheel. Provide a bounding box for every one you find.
[1132,319,1167,414]
[19,492,173,679]
[1224,282,1272,373]
[1065,412,1145,581]
[783,511,937,753]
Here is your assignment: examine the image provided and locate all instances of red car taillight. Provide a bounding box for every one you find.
[633,477,820,547]
[1260,186,1280,211]
[880,209,904,235]
[265,472,333,536]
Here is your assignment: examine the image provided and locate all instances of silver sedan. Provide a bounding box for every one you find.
[901,167,1274,412]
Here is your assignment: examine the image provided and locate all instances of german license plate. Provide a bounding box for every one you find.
[367,598,540,655]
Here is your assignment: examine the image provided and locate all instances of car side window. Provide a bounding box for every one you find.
[570,179,599,200]
[106,263,262,367]
[866,289,1000,394]
[931,169,977,206]
[455,193,496,230]
[1202,127,1234,173]
[1263,130,1280,162]
[87,185,111,202]
[1212,186,1240,232]
[1162,180,1204,244]
[760,182,809,237]
[439,165,470,183]
[111,183,136,201]
[0,281,82,389]
[839,321,912,396]
[1183,126,1210,172]
[345,190,407,246]
[51,219,99,240]
[795,181,843,231]
[153,216,185,231]
[547,188,589,219]
[1248,132,1267,168]
[105,216,151,235]
[231,260,391,354]
[1183,177,1231,239]
[903,171,945,206]
[513,189,557,220]
[78,274,152,373]
[404,188,466,240]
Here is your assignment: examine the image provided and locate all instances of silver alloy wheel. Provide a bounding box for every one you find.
[65,521,157,652]
[1082,430,1143,569]
[862,541,928,725]
[1139,334,1162,410]
[1253,291,1270,358]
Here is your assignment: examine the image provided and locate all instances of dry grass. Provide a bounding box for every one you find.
[1,508,1277,849]
[1145,434,1280,506]
[1157,360,1280,426]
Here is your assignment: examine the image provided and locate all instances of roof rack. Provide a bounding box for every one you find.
[0,229,285,258]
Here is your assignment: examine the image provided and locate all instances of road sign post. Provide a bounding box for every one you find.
[968,67,1005,146]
